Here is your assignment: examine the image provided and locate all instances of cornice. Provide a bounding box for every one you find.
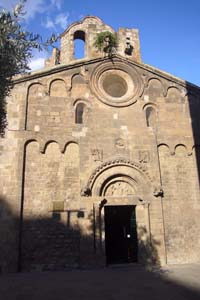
[13,54,200,92]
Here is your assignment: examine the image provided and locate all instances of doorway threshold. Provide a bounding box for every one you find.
[107,262,139,269]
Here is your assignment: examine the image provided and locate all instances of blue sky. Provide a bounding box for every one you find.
[1,0,200,86]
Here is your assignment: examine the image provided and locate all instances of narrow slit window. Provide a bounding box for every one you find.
[75,103,85,124]
[146,107,157,128]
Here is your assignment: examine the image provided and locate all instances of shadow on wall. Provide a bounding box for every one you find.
[187,83,200,184]
[21,213,162,272]
[138,225,161,270]
[1,197,200,299]
[0,198,160,272]
[0,196,20,273]
[20,208,101,272]
[0,195,162,273]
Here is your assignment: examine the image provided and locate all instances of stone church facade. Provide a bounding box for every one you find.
[0,16,200,272]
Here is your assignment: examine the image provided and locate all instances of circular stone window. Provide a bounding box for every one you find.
[102,74,128,97]
[90,60,143,107]
[99,69,134,104]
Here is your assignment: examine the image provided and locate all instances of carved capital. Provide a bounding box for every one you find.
[81,186,91,197]
[153,186,164,197]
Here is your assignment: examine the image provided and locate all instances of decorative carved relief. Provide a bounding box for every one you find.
[91,149,103,162]
[153,186,164,197]
[105,181,134,196]
[139,151,150,163]
[115,138,125,149]
[80,186,91,197]
[86,158,153,191]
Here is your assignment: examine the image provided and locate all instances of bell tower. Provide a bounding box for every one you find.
[45,16,141,67]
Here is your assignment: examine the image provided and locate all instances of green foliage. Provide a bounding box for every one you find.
[0,0,57,136]
[94,31,117,55]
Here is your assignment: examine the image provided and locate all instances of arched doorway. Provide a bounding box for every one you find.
[104,205,137,264]
[85,159,154,265]
[100,173,138,264]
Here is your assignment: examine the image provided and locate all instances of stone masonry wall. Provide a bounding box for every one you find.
[159,145,200,264]
[1,16,200,272]
[22,142,80,270]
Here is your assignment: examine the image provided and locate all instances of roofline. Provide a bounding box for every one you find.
[13,54,200,91]
[140,62,200,90]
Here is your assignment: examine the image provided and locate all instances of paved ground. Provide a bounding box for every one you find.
[0,263,200,300]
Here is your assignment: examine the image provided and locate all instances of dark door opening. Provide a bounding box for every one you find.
[104,205,138,264]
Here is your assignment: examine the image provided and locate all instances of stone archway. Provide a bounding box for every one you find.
[83,159,159,265]
[85,158,153,200]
